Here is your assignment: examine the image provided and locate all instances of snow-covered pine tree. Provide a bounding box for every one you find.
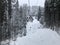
[44,0,60,31]
[0,0,12,45]
[19,4,27,36]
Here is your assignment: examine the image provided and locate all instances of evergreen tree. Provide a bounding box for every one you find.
[38,6,41,21]
[44,0,60,30]
[0,0,12,43]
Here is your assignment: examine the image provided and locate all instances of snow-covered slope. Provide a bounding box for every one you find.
[26,17,43,36]
[10,17,60,45]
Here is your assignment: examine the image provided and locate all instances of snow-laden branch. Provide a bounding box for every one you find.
[11,0,17,5]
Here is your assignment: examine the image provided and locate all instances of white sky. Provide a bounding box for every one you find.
[18,0,45,7]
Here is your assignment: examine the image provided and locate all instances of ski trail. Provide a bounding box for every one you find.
[10,17,60,45]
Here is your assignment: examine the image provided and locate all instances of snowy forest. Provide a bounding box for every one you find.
[0,0,60,45]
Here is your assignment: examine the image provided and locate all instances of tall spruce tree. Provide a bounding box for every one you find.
[0,0,12,43]
[38,6,41,21]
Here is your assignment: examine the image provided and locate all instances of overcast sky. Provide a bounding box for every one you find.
[18,0,45,7]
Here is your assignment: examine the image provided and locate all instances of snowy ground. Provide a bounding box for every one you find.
[9,17,60,45]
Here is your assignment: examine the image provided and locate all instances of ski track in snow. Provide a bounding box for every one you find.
[10,17,60,45]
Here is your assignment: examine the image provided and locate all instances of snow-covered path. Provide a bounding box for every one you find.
[10,17,60,45]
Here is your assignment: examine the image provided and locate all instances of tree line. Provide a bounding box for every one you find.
[44,0,60,31]
[0,0,27,44]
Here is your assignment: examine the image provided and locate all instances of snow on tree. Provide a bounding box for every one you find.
[44,0,60,33]
[0,0,12,45]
